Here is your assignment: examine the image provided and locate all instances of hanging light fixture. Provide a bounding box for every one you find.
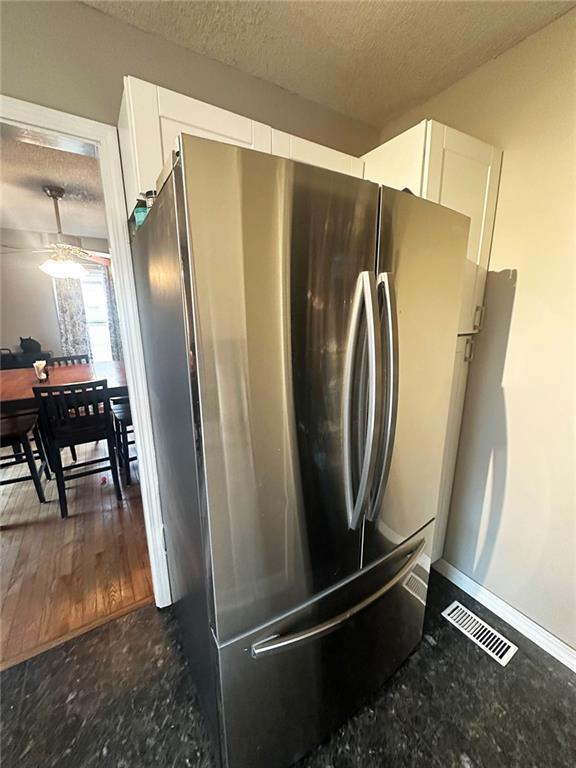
[38,185,90,279]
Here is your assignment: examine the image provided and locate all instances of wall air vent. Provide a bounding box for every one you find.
[403,571,427,605]
[442,601,518,666]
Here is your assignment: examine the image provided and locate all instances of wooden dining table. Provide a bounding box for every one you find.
[0,361,128,414]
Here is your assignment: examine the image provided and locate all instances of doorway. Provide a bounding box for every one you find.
[0,98,169,669]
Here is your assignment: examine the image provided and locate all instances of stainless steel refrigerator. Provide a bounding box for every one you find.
[131,134,469,768]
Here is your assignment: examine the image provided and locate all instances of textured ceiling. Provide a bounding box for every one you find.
[0,123,108,238]
[85,0,573,127]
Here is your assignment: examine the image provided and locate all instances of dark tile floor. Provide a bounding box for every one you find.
[1,571,575,768]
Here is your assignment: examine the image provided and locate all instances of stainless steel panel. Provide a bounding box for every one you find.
[250,536,424,657]
[179,134,380,641]
[363,189,469,563]
[217,522,434,768]
[131,168,219,743]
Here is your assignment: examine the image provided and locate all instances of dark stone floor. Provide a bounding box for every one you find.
[1,571,575,768]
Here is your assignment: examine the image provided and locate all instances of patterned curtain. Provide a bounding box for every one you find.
[54,278,92,357]
[102,264,123,361]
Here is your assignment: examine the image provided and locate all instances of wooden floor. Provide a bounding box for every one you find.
[0,440,153,670]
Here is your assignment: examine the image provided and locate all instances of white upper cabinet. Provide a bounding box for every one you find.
[363,120,502,334]
[363,120,428,194]
[118,78,500,335]
[118,77,272,210]
[118,77,164,211]
[156,87,272,157]
[271,130,364,178]
[118,76,364,214]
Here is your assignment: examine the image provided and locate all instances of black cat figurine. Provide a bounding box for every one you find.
[20,336,42,354]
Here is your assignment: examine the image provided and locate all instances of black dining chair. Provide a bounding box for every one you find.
[40,356,92,462]
[111,398,136,485]
[1,413,50,503]
[33,379,122,518]
[49,354,92,367]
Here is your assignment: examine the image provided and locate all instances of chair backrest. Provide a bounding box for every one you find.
[50,354,91,367]
[33,379,110,441]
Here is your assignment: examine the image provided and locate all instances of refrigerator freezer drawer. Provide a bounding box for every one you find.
[216,522,433,768]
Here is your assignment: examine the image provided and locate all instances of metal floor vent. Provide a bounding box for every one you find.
[442,601,518,666]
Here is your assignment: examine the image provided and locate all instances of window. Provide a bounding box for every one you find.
[80,271,113,362]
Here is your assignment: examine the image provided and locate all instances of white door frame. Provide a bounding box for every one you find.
[0,95,171,607]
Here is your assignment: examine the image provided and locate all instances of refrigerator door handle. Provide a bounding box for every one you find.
[250,537,426,659]
[343,271,382,530]
[366,272,399,522]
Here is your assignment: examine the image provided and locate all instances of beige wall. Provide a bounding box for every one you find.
[1,246,63,356]
[382,11,576,648]
[0,1,379,155]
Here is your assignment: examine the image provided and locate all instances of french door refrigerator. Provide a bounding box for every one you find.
[132,133,469,768]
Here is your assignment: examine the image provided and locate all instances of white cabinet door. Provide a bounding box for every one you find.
[118,76,272,212]
[157,86,272,158]
[432,335,474,561]
[424,121,502,334]
[272,130,364,178]
[362,121,427,194]
[118,77,164,212]
[363,120,501,334]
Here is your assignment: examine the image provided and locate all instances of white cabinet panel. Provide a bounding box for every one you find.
[119,77,275,213]
[157,87,272,157]
[158,87,254,145]
[363,119,501,335]
[440,149,490,332]
[118,77,163,211]
[158,116,266,158]
[425,123,502,333]
[272,130,364,177]
[362,121,426,194]
[432,335,473,561]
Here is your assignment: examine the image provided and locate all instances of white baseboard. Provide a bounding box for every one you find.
[433,559,576,674]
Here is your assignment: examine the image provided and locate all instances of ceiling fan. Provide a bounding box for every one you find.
[37,185,96,278]
[1,185,108,279]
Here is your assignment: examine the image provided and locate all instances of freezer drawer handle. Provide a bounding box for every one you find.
[342,271,382,530]
[250,537,426,659]
[366,272,399,522]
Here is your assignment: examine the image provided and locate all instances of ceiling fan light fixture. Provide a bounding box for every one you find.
[37,185,92,279]
[39,256,88,279]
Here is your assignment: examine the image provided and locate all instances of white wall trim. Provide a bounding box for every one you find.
[0,94,172,607]
[434,559,576,673]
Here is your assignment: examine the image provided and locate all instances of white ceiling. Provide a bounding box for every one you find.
[0,123,108,239]
[85,0,573,127]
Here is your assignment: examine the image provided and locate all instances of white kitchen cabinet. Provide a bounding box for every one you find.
[118,77,164,213]
[118,76,363,213]
[363,120,502,335]
[363,120,428,195]
[156,86,272,157]
[271,130,364,178]
[118,77,272,211]
[364,121,501,561]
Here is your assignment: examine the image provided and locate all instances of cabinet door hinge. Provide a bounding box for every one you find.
[464,337,476,362]
[473,304,486,331]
